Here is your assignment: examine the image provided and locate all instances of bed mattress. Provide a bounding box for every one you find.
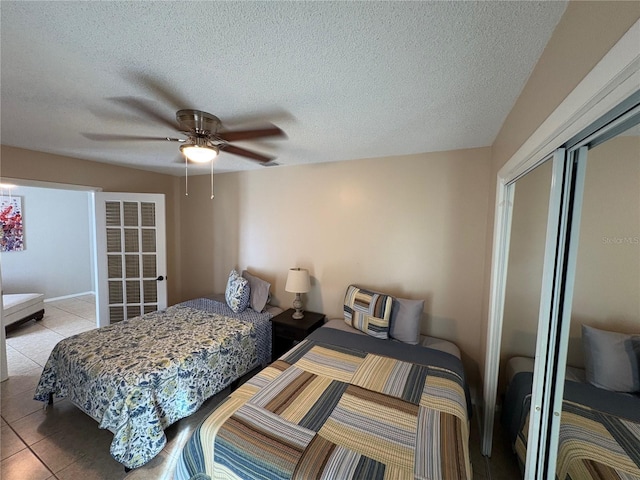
[505,355,586,384]
[322,317,462,358]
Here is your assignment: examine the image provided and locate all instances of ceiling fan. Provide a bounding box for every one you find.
[82,97,286,165]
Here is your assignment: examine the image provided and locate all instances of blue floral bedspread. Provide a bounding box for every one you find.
[178,297,272,367]
[34,305,261,469]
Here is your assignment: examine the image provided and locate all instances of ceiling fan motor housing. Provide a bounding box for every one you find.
[176,109,221,135]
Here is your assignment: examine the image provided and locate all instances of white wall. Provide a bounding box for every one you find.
[1,186,93,299]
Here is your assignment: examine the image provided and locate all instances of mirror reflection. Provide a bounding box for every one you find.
[498,159,553,475]
[498,126,640,479]
[558,129,640,479]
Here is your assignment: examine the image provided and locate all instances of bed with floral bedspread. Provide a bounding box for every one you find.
[34,301,272,469]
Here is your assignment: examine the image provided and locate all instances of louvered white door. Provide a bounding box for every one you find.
[93,193,167,327]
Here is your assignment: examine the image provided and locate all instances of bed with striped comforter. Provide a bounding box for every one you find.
[175,327,472,480]
[503,372,640,479]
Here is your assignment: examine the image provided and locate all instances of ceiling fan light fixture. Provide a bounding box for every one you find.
[180,141,219,163]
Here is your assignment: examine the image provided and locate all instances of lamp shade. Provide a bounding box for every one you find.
[285,268,310,293]
[180,144,219,163]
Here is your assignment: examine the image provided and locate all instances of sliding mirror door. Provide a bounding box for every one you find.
[498,160,553,475]
[553,123,640,479]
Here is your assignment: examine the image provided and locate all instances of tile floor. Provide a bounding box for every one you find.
[1,294,521,479]
[1,295,230,480]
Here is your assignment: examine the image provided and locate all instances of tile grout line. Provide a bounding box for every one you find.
[3,296,95,479]
[3,419,58,479]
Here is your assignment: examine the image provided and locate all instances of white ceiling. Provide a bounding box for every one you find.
[1,1,567,176]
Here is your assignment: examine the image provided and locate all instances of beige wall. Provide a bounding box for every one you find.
[480,1,640,379]
[0,145,183,304]
[0,144,494,392]
[180,148,492,388]
[490,1,640,172]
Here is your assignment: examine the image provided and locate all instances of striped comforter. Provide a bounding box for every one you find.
[505,373,640,479]
[175,327,472,480]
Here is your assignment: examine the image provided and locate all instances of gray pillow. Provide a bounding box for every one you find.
[390,297,424,345]
[242,270,271,312]
[582,324,640,392]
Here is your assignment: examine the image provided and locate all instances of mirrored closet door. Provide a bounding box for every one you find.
[498,160,553,473]
[484,95,640,480]
[552,117,640,480]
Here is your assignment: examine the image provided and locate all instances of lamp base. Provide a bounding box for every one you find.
[292,293,304,319]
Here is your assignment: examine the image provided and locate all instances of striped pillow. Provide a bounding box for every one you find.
[343,285,393,339]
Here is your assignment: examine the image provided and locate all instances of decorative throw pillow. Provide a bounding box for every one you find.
[242,270,271,312]
[343,285,393,339]
[582,324,640,392]
[390,297,424,345]
[225,269,251,313]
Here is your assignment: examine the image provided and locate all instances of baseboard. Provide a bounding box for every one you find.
[44,291,95,303]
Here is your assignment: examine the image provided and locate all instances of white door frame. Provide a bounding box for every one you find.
[92,192,167,326]
[481,19,640,456]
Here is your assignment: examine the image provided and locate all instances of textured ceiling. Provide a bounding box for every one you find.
[1,1,567,176]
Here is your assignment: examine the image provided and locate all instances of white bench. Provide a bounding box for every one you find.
[3,293,45,330]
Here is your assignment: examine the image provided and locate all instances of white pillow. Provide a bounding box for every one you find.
[242,270,271,312]
[390,297,424,345]
[582,325,640,392]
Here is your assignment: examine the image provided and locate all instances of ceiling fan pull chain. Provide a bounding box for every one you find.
[210,159,214,199]
[185,154,189,196]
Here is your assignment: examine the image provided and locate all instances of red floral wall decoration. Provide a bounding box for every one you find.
[1,196,24,252]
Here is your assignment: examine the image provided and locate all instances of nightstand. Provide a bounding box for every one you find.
[271,308,325,359]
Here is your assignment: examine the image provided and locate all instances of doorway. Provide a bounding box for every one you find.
[1,183,97,378]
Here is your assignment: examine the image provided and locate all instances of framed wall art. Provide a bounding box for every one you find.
[1,195,24,252]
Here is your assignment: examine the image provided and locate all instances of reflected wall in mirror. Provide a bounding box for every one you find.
[568,133,639,365]
[556,130,640,479]
[497,159,553,475]
[500,160,553,393]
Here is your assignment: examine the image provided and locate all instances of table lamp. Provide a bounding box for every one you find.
[285,268,310,319]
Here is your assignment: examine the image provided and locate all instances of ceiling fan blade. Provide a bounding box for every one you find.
[108,97,180,132]
[82,133,183,142]
[217,125,285,142]
[222,108,295,129]
[220,144,274,163]
[124,72,193,112]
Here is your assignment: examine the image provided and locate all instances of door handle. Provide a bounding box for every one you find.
[156,275,165,281]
